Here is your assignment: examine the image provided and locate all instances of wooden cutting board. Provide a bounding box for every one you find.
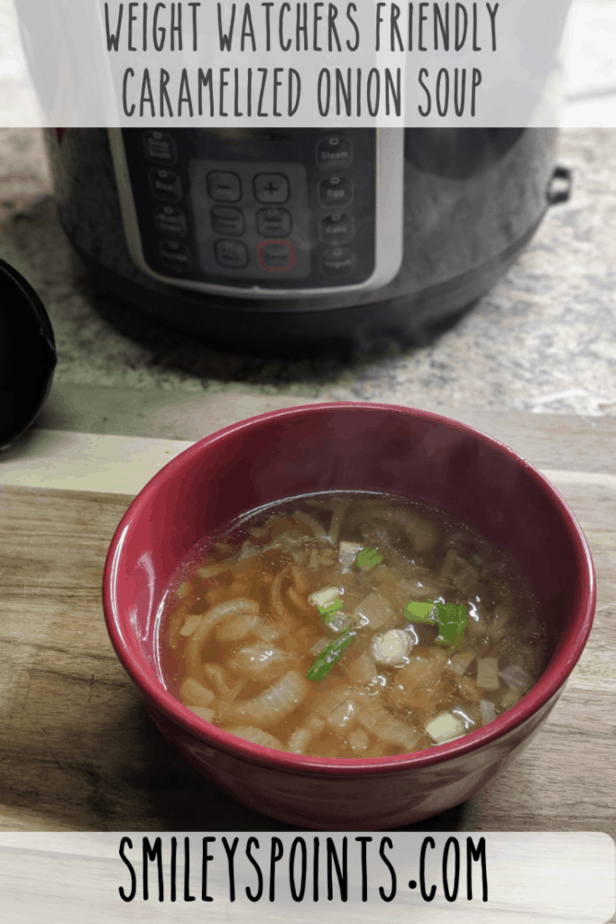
[0,397,614,834]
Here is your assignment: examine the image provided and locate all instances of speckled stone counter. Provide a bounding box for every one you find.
[1,128,615,420]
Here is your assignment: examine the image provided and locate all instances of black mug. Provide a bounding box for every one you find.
[0,258,57,449]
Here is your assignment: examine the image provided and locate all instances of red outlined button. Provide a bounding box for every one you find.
[257,240,295,272]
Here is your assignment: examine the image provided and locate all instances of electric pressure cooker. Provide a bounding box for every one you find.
[45,127,570,356]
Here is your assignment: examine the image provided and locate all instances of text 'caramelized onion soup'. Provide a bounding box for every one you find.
[158,492,547,759]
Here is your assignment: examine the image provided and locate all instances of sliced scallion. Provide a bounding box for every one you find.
[306,630,356,683]
[435,602,466,649]
[404,600,435,623]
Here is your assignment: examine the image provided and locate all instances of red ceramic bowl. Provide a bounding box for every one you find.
[103,402,595,829]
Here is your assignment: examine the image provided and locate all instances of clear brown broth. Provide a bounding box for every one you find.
[158,492,547,758]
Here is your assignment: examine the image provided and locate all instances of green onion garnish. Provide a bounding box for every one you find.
[435,602,466,649]
[306,630,356,683]
[404,600,435,623]
[404,600,466,648]
[356,547,383,571]
[318,598,343,624]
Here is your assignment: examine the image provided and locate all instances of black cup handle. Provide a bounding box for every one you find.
[547,165,573,206]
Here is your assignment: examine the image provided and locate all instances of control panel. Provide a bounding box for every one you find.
[110,128,404,298]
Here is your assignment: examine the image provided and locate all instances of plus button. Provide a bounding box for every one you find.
[254,173,290,204]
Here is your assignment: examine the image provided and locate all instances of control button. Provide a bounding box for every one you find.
[318,176,354,208]
[148,169,183,203]
[211,206,245,235]
[316,136,353,170]
[257,241,295,272]
[143,130,177,165]
[321,246,356,277]
[207,171,242,202]
[154,205,187,237]
[159,239,192,272]
[319,213,354,244]
[257,207,292,237]
[215,239,248,269]
[254,173,289,204]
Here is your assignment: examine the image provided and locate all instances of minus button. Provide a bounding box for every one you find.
[206,171,242,202]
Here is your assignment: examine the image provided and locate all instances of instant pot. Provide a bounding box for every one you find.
[45,128,570,355]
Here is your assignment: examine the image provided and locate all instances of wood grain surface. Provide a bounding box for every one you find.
[0,402,614,836]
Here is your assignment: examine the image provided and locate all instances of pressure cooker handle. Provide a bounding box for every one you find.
[547,165,573,206]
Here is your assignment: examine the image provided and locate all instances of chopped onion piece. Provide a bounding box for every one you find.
[180,677,216,707]
[480,699,496,724]
[188,705,215,722]
[309,586,343,609]
[339,541,364,571]
[499,662,531,689]
[425,712,465,743]
[180,613,205,637]
[346,652,379,686]
[257,625,282,644]
[448,650,475,676]
[225,726,285,750]
[225,670,310,728]
[215,613,263,644]
[227,644,292,683]
[440,548,480,593]
[500,687,523,710]
[476,656,500,690]
[371,629,413,666]
[348,727,370,754]
[491,605,513,640]
[293,509,327,537]
[290,548,308,565]
[177,581,193,599]
[358,702,419,749]
[319,550,337,565]
[313,685,357,719]
[308,549,319,569]
[287,717,325,754]
[237,541,257,561]
[354,592,394,630]
[196,562,232,579]
[397,511,440,552]
[326,700,358,731]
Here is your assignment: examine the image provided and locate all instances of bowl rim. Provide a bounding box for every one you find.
[103,401,596,776]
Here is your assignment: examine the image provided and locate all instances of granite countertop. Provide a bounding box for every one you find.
[0,126,615,428]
